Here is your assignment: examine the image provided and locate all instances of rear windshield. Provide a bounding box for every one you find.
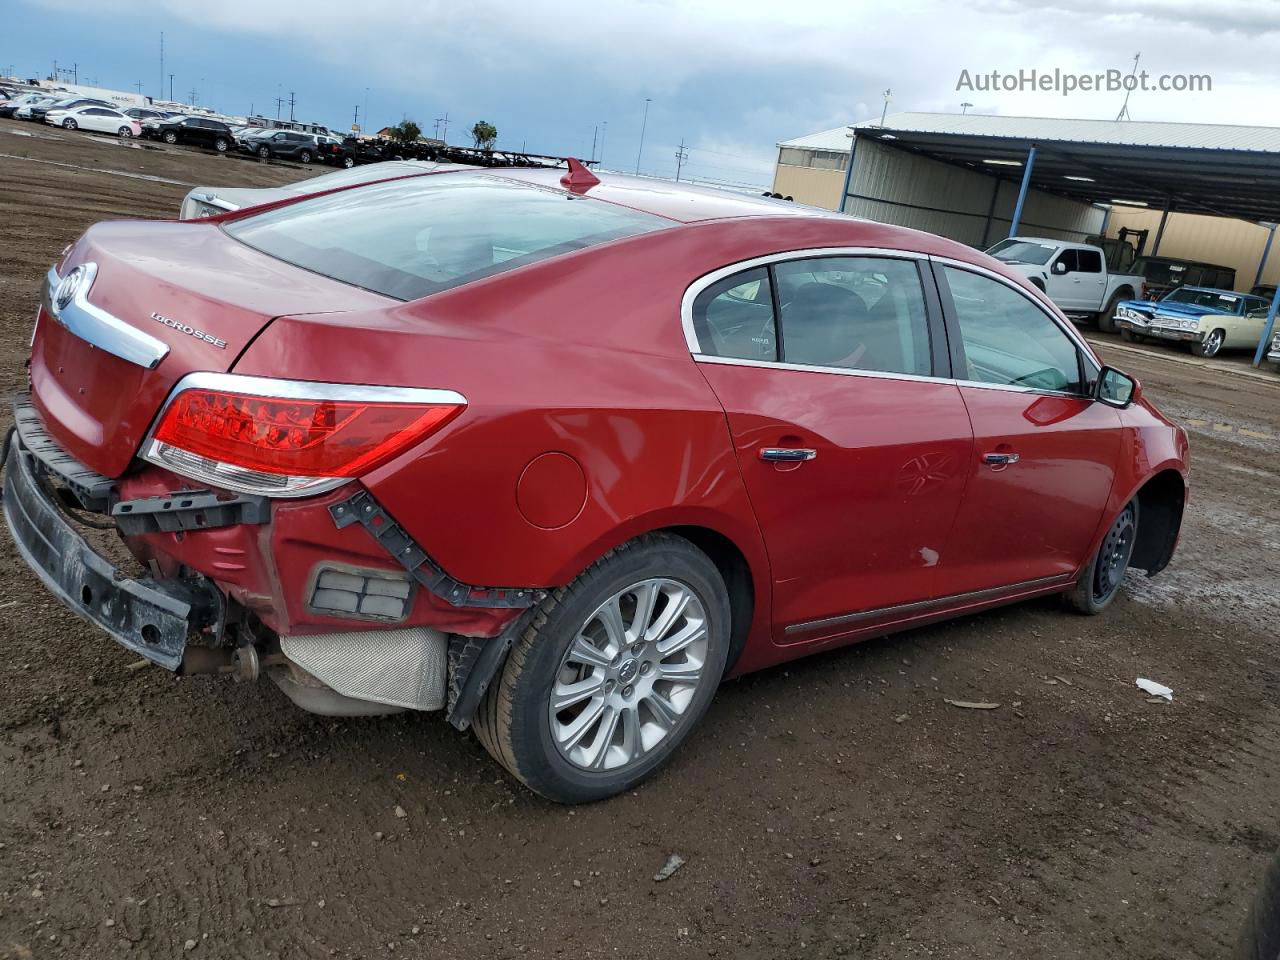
[223,173,671,300]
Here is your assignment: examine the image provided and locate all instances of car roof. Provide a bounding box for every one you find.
[480,167,845,225]
[1176,286,1256,297]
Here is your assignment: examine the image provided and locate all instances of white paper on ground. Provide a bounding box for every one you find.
[1136,678,1173,700]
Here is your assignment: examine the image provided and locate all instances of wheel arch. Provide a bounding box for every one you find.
[544,511,771,677]
[1129,468,1187,576]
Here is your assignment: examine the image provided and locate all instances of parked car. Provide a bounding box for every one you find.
[13,95,58,120]
[986,237,1144,331]
[44,105,142,138]
[1133,255,1236,301]
[5,167,1188,803]
[240,128,321,163]
[1113,286,1273,357]
[315,134,357,168]
[177,160,445,218]
[124,107,176,124]
[145,116,235,152]
[28,96,113,123]
[0,92,50,118]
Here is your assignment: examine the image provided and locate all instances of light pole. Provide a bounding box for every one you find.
[600,121,607,165]
[635,98,651,175]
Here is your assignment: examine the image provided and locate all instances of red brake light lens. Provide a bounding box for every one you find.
[153,389,464,479]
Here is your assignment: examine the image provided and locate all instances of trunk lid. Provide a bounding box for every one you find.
[30,219,390,478]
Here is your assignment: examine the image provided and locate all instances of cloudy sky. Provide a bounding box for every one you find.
[7,0,1280,186]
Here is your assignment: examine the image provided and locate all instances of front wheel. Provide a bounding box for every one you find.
[298,150,312,164]
[1120,329,1144,344]
[257,145,271,159]
[1065,499,1139,614]
[473,534,731,803]
[342,155,355,168]
[1191,329,1225,358]
[214,137,229,153]
[162,131,178,144]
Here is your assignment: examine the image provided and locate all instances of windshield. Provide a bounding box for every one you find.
[225,173,672,301]
[1162,288,1242,313]
[986,239,1057,265]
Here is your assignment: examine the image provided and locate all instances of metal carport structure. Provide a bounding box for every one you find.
[839,113,1280,364]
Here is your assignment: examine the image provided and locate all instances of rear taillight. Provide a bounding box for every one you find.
[143,373,465,497]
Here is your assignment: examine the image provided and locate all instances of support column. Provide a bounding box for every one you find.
[1151,201,1172,256]
[1253,284,1280,367]
[838,128,857,214]
[979,177,1001,248]
[1007,145,1037,238]
[1253,223,1276,289]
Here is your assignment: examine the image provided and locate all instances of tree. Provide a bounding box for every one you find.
[471,120,498,151]
[389,120,421,145]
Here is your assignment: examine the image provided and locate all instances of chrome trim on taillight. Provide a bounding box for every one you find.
[44,261,171,370]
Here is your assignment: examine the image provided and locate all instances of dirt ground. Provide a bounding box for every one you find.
[1,117,1278,960]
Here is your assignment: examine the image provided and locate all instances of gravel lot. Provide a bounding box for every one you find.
[1,117,1278,960]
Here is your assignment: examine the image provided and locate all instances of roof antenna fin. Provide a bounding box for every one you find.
[560,157,600,193]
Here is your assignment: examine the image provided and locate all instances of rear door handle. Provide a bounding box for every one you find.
[760,448,817,462]
[983,452,1021,466]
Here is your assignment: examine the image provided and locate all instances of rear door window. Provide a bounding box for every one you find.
[225,174,672,300]
[1076,249,1102,273]
[774,257,932,376]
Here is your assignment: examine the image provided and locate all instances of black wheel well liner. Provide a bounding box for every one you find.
[661,525,754,675]
[1130,469,1185,576]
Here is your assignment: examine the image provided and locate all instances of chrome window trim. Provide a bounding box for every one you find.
[929,254,1103,378]
[692,353,944,387]
[44,262,171,370]
[140,373,467,499]
[680,246,929,355]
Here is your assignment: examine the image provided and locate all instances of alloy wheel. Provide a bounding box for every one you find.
[548,578,709,773]
[1092,504,1136,603]
[1203,331,1223,357]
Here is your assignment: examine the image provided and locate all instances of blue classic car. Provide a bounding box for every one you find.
[1112,286,1272,358]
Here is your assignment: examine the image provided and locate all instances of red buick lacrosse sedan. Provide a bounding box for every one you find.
[4,161,1188,802]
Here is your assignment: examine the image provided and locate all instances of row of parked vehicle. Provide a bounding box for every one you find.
[987,236,1279,360]
[0,88,362,168]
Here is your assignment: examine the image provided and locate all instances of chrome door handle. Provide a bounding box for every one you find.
[983,452,1020,466]
[760,448,817,462]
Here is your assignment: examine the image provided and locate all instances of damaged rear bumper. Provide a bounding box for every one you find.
[2,434,219,669]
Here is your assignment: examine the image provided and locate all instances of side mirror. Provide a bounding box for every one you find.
[1096,366,1140,408]
[1051,261,1069,275]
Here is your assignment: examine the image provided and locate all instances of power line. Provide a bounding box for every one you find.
[674,139,688,182]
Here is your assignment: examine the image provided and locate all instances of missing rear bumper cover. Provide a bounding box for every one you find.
[329,488,544,610]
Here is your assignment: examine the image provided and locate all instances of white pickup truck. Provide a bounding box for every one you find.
[986,237,1144,333]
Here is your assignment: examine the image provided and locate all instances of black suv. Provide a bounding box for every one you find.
[148,116,235,153]
[240,129,321,163]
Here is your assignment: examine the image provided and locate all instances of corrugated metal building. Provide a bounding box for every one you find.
[772,112,1280,290]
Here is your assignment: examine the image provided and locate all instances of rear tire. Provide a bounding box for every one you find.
[473,534,730,804]
[63,118,77,130]
[257,145,271,159]
[298,150,312,164]
[342,155,355,168]
[117,126,133,138]
[1097,293,1124,334]
[1064,499,1139,614]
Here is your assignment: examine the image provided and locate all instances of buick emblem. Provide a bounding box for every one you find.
[54,265,90,312]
